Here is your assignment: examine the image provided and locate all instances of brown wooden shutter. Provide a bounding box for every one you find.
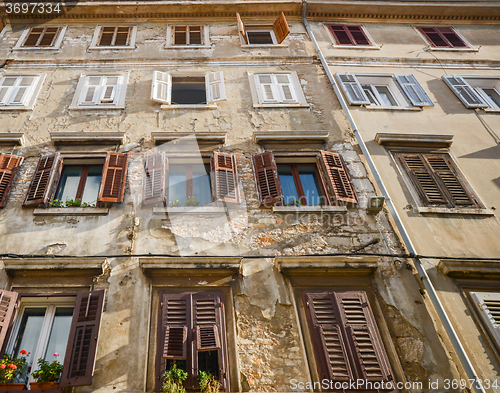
[142,153,166,206]
[23,153,62,207]
[98,152,128,204]
[162,293,189,360]
[329,25,354,45]
[212,152,239,204]
[273,12,290,44]
[0,289,19,356]
[320,151,358,205]
[236,13,247,44]
[252,152,283,206]
[0,153,23,208]
[60,290,105,388]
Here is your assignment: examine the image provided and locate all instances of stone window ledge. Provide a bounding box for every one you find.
[164,45,212,49]
[438,259,500,278]
[276,255,378,275]
[375,133,453,148]
[364,106,422,111]
[153,206,227,215]
[2,257,107,274]
[0,133,24,145]
[33,207,109,216]
[273,206,348,213]
[160,104,217,109]
[417,207,494,216]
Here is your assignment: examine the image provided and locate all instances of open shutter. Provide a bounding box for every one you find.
[162,293,189,360]
[335,73,370,105]
[23,153,62,207]
[273,12,290,44]
[98,152,128,204]
[320,151,358,205]
[0,154,24,208]
[252,152,283,206]
[60,290,105,387]
[212,152,239,203]
[0,289,19,356]
[471,292,500,349]
[207,71,226,103]
[255,74,278,103]
[236,13,247,44]
[442,76,487,108]
[142,153,166,206]
[395,74,434,107]
[151,71,171,104]
[275,74,297,103]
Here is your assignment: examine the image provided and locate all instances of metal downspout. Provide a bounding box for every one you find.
[301,3,486,392]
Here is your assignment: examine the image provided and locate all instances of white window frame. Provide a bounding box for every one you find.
[470,292,500,351]
[444,76,500,112]
[322,23,381,50]
[70,73,129,109]
[248,71,308,108]
[0,74,46,110]
[413,25,478,52]
[165,25,210,49]
[13,26,67,50]
[151,71,226,109]
[89,25,137,50]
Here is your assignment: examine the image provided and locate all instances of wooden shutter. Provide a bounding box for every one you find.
[151,71,171,104]
[207,71,226,102]
[255,74,278,103]
[275,74,297,103]
[60,290,105,387]
[471,292,500,349]
[162,293,189,360]
[442,76,487,108]
[419,27,449,47]
[252,152,283,206]
[142,153,166,206]
[174,26,188,45]
[0,289,19,356]
[395,74,434,107]
[79,76,102,105]
[236,13,247,44]
[0,153,23,208]
[335,73,371,105]
[98,152,128,204]
[23,153,62,207]
[212,152,239,203]
[10,76,37,106]
[320,151,358,205]
[273,12,290,44]
[0,77,18,105]
[346,25,370,46]
[100,76,120,104]
[329,25,370,46]
[419,27,466,48]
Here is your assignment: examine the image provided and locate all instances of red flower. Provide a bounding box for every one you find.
[8,364,17,369]
[19,350,27,355]
[0,364,5,369]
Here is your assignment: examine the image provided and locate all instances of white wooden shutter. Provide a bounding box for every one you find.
[0,77,20,105]
[471,292,500,348]
[255,74,278,103]
[79,76,103,105]
[207,71,226,102]
[335,73,370,105]
[395,74,434,107]
[9,76,37,106]
[442,76,487,108]
[151,71,171,104]
[275,74,298,103]
[100,76,121,103]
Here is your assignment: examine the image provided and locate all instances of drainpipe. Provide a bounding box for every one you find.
[301,3,486,392]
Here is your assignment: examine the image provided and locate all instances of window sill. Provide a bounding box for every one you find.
[416,207,494,216]
[253,103,309,108]
[273,206,348,214]
[88,46,135,50]
[427,46,479,52]
[68,106,125,110]
[164,45,212,49]
[160,104,218,109]
[332,44,381,50]
[241,44,288,48]
[482,108,500,113]
[33,207,109,216]
[153,206,227,215]
[0,106,33,110]
[13,47,61,51]
[363,105,422,111]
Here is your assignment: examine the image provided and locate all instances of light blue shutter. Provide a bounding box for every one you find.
[442,76,487,108]
[395,74,434,107]
[335,73,370,105]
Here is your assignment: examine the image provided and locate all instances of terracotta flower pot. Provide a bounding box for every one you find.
[0,382,25,390]
[30,381,60,390]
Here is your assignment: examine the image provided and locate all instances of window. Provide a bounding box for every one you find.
[14,26,67,49]
[0,153,24,208]
[302,291,395,389]
[470,292,500,351]
[156,292,229,392]
[327,25,374,47]
[0,74,46,110]
[0,289,105,387]
[23,152,129,207]
[151,71,225,107]
[237,12,290,46]
[90,26,137,49]
[248,72,308,107]
[142,152,239,206]
[416,26,470,49]
[251,151,357,207]
[442,76,500,111]
[70,74,128,109]
[166,25,209,47]
[336,73,434,108]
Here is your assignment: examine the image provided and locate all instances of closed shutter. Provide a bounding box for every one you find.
[162,293,189,360]
[252,152,283,206]
[98,152,128,204]
[151,71,171,104]
[442,76,487,108]
[10,76,37,106]
[335,73,371,105]
[0,153,24,208]
[189,26,202,45]
[275,74,297,103]
[207,71,226,103]
[212,152,239,203]
[320,151,358,205]
[437,27,467,47]
[80,76,102,105]
[0,77,18,105]
[471,292,500,349]
[255,74,278,103]
[346,25,370,46]
[419,27,467,48]
[100,76,119,103]
[236,13,247,44]
[329,25,370,46]
[60,290,105,387]
[23,153,62,207]
[273,12,290,44]
[395,74,434,107]
[0,289,19,356]
[142,153,166,206]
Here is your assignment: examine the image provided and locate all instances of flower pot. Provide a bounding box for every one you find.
[0,382,25,390]
[30,381,59,390]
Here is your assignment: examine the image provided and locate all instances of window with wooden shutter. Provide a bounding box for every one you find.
[207,72,226,103]
[143,153,166,206]
[394,75,434,107]
[252,152,283,206]
[442,76,488,108]
[328,25,371,46]
[23,153,62,207]
[418,26,468,48]
[0,75,45,108]
[335,73,371,106]
[98,152,128,204]
[254,73,300,104]
[0,289,19,356]
[212,152,239,204]
[0,153,23,208]
[77,75,124,107]
[470,292,500,351]
[236,13,247,44]
[273,13,290,44]
[320,151,358,205]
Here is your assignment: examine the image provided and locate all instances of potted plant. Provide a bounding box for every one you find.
[0,350,28,390]
[198,371,221,393]
[162,363,188,393]
[30,353,63,390]
[184,196,200,207]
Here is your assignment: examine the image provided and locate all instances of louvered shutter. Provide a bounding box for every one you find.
[346,25,370,46]
[79,76,102,105]
[395,74,434,107]
[162,293,189,360]
[60,290,105,387]
[329,25,354,45]
[252,152,283,206]
[0,77,18,105]
[419,27,449,48]
[98,152,128,204]
[437,27,467,48]
[151,71,171,104]
[212,152,239,203]
[142,153,166,206]
[100,76,119,103]
[10,76,37,106]
[0,153,23,208]
[275,74,297,103]
[23,153,62,207]
[442,76,487,108]
[236,13,247,44]
[471,292,500,349]
[320,151,358,205]
[207,71,226,103]
[273,12,290,44]
[0,289,19,356]
[255,74,278,103]
[335,73,370,105]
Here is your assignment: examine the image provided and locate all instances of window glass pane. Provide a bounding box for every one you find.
[247,31,274,45]
[198,350,219,378]
[168,165,187,206]
[481,88,500,109]
[375,85,398,106]
[277,165,300,205]
[171,77,206,105]
[362,85,378,105]
[44,307,74,362]
[12,308,46,374]
[192,164,212,206]
[297,164,323,206]
[81,166,103,205]
[56,166,82,203]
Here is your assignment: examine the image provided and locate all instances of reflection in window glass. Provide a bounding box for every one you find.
[168,164,212,206]
[56,165,103,205]
[44,307,74,361]
[277,165,299,205]
[171,77,206,105]
[278,164,323,206]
